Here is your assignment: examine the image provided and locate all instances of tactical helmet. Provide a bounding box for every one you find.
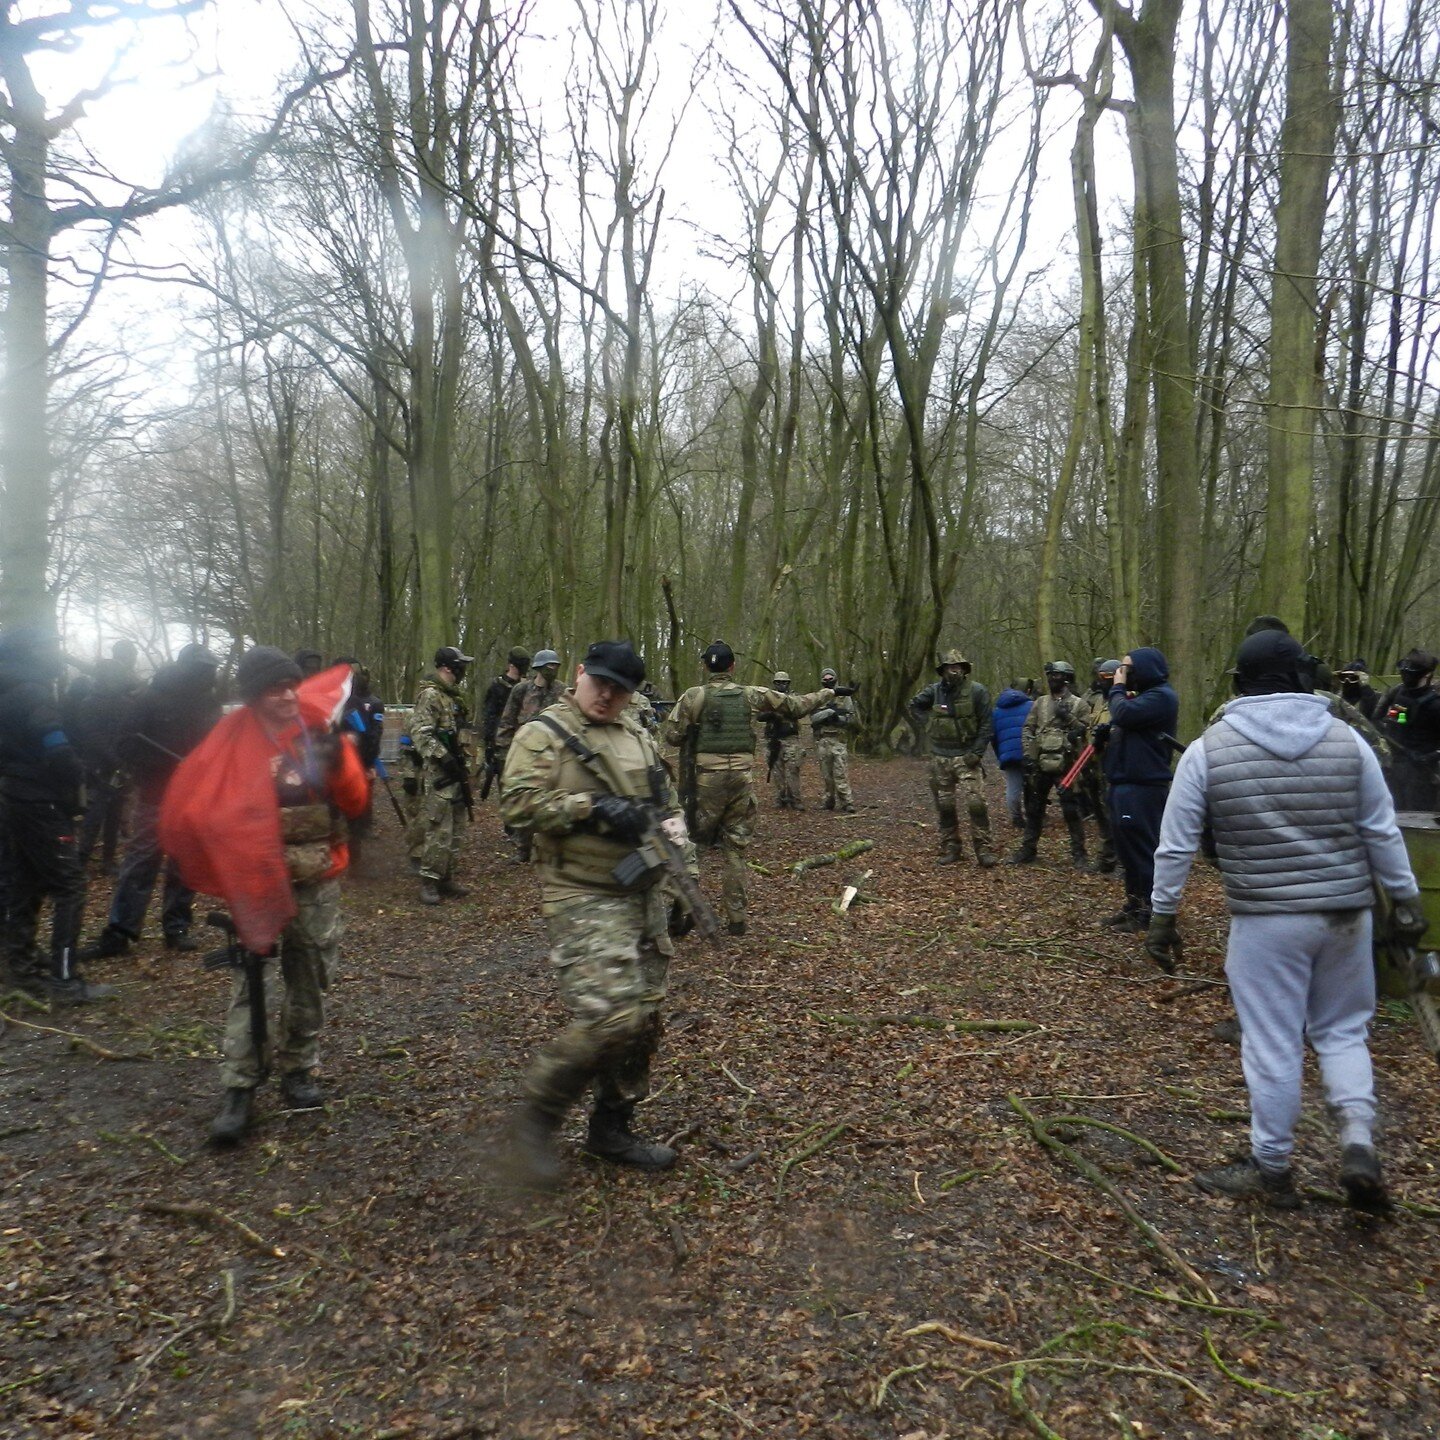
[1043,660,1076,679]
[532,649,561,670]
[936,648,971,673]
[435,645,474,672]
[772,671,791,684]
[1097,659,1121,676]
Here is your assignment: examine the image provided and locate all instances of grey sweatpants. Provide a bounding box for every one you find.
[1225,909,1376,1170]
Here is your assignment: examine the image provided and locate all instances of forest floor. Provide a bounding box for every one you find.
[4,756,1440,1440]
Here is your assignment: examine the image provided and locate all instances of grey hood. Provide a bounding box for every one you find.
[1220,692,1332,761]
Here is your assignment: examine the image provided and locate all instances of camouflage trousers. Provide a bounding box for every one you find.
[525,890,673,1117]
[930,754,992,850]
[771,739,805,807]
[694,768,756,925]
[416,775,466,881]
[220,879,340,1089]
[816,737,853,808]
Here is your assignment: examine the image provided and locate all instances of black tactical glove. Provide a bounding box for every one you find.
[589,793,649,843]
[834,684,860,697]
[1144,913,1181,975]
[668,899,695,938]
[1391,898,1429,948]
[438,751,468,787]
[1092,722,1112,749]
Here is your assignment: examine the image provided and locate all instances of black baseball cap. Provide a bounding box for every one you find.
[704,639,734,672]
[583,640,645,693]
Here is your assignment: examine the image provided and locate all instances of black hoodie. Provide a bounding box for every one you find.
[1104,646,1179,786]
[116,659,221,802]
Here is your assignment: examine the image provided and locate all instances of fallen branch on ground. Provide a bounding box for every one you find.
[140,1201,286,1258]
[1007,1095,1216,1303]
[1202,1327,1322,1400]
[0,1011,144,1061]
[837,869,873,915]
[776,1120,852,1199]
[901,1321,1011,1354]
[792,839,873,874]
[811,1012,1041,1035]
[872,1360,930,1410]
[1044,1115,1185,1174]
[111,1268,237,1418]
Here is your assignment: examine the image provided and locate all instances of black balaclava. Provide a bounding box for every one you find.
[1234,630,1307,697]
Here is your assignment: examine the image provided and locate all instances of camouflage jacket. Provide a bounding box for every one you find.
[810,693,855,741]
[410,672,470,775]
[1022,689,1091,765]
[663,678,834,770]
[500,691,691,902]
[497,673,565,750]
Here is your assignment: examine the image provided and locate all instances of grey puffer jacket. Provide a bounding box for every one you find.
[1203,695,1370,912]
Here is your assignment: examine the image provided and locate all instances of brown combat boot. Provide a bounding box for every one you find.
[937,836,964,865]
[419,880,441,905]
[973,837,998,869]
[507,1104,565,1189]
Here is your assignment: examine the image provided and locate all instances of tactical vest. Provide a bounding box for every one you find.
[929,683,979,754]
[696,685,755,755]
[1203,717,1371,913]
[275,731,343,885]
[812,698,849,737]
[1034,692,1085,774]
[531,709,663,892]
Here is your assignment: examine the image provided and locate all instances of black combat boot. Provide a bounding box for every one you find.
[973,836,998,869]
[728,920,747,937]
[210,1088,254,1144]
[822,796,835,811]
[1006,845,1037,866]
[164,931,199,953]
[281,1070,324,1108]
[43,975,115,1005]
[419,880,441,905]
[507,1103,565,1189]
[437,878,470,898]
[79,926,131,961]
[584,1102,678,1170]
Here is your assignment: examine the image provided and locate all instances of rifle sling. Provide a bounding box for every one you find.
[533,712,633,799]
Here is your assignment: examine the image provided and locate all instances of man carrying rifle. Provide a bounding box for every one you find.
[811,667,857,813]
[500,640,710,1186]
[481,647,531,799]
[1008,660,1090,869]
[412,645,475,905]
[1147,629,1425,1213]
[763,672,804,810]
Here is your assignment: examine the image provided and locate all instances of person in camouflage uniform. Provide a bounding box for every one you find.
[910,649,997,867]
[664,641,835,934]
[1008,661,1091,869]
[411,645,473,904]
[763,672,805,809]
[501,640,698,1186]
[810,666,856,812]
[1082,660,1119,873]
[496,649,565,859]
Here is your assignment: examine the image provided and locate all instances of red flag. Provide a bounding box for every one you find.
[158,664,360,953]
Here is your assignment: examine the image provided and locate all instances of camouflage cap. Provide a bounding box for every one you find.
[936,648,971,672]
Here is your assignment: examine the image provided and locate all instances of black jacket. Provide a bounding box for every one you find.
[117,661,221,802]
[0,635,84,810]
[64,658,142,771]
[342,688,385,769]
[1378,682,1440,758]
[483,674,517,748]
[1103,647,1179,787]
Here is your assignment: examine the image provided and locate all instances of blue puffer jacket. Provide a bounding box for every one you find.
[991,687,1034,768]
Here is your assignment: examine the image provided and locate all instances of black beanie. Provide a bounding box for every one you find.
[1234,631,1307,697]
[237,646,303,704]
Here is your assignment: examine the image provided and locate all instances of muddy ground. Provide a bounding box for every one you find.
[3,756,1439,1439]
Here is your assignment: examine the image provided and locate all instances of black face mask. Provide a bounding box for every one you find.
[1048,676,1068,695]
[1400,669,1430,689]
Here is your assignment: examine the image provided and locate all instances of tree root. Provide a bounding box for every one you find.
[1304,1184,1440,1219]
[1007,1095,1216,1303]
[1202,1327,1322,1400]
[956,1354,1209,1403]
[775,1120,852,1199]
[98,1129,188,1166]
[0,1011,144,1061]
[140,1201,286,1258]
[938,1162,1006,1191]
[792,839,873,874]
[872,1359,930,1410]
[811,1011,1041,1034]
[111,1268,237,1418]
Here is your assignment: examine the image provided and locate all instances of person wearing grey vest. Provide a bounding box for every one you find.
[1147,630,1427,1213]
